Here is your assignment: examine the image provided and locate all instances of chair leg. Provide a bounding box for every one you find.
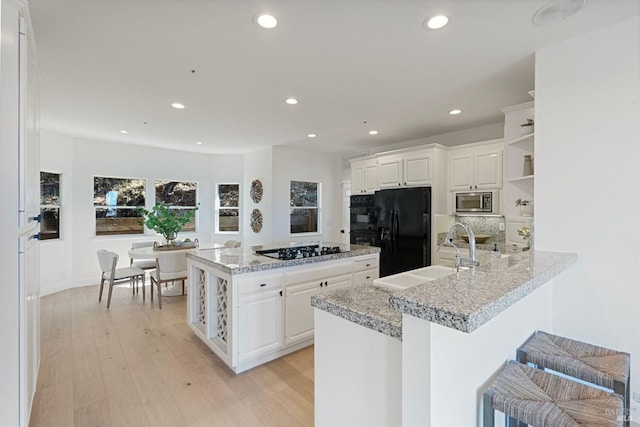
[157,280,163,309]
[483,390,495,426]
[107,279,115,308]
[98,278,105,302]
[182,279,185,296]
[142,274,146,302]
[150,277,155,303]
[615,379,630,426]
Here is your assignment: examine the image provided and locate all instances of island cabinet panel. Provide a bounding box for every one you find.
[237,274,284,363]
[186,249,380,373]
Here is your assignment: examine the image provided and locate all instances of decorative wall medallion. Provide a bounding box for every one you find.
[250,179,263,203]
[250,208,263,233]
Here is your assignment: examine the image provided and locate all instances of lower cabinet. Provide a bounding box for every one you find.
[285,281,320,346]
[238,287,284,363]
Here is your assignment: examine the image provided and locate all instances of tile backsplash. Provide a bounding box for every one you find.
[453,215,505,244]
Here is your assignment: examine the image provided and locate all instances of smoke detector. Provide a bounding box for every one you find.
[533,0,588,26]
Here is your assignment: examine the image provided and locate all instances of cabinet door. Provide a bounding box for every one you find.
[323,273,352,291]
[378,156,403,188]
[404,153,432,186]
[351,163,365,194]
[285,281,321,346]
[238,289,283,362]
[449,153,474,191]
[475,150,503,190]
[363,161,379,193]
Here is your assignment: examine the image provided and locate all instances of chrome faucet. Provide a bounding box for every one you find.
[437,222,480,270]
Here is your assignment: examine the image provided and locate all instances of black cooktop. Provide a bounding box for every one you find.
[255,244,344,260]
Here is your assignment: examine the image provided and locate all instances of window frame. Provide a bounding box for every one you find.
[154,180,199,233]
[289,180,322,236]
[93,175,146,237]
[215,183,240,234]
[40,171,61,241]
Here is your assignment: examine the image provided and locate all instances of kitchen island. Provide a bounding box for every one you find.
[311,249,577,427]
[185,242,380,373]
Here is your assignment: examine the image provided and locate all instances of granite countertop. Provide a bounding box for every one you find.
[311,284,403,340]
[311,250,577,338]
[187,242,380,275]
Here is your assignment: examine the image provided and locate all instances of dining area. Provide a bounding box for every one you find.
[96,240,231,309]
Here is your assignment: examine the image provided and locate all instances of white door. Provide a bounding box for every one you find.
[378,155,403,188]
[449,153,474,191]
[323,273,352,292]
[475,150,503,189]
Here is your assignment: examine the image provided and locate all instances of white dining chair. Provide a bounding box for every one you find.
[129,241,158,270]
[97,249,146,308]
[149,251,188,309]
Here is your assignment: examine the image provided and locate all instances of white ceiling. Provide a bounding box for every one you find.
[28,0,639,155]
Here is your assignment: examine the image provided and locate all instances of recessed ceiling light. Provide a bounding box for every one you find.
[449,109,462,115]
[171,103,185,109]
[369,130,379,135]
[256,14,278,29]
[307,133,317,138]
[285,98,298,105]
[195,141,203,145]
[120,130,128,134]
[425,14,449,30]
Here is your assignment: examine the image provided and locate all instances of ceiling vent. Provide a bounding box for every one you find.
[533,0,588,26]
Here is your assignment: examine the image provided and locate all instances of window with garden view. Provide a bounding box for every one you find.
[155,181,198,232]
[290,180,320,234]
[94,177,145,236]
[217,184,239,232]
[40,172,60,240]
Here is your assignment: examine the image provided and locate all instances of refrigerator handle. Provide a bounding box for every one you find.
[394,210,400,251]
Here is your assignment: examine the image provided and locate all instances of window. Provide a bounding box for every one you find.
[155,181,198,232]
[290,180,320,234]
[40,172,60,240]
[216,184,239,232]
[94,177,145,236]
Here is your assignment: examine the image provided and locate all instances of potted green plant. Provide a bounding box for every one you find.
[138,202,198,246]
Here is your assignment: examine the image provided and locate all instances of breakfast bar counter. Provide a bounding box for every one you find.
[311,249,577,427]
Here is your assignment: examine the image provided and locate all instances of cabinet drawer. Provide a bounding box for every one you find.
[354,269,378,285]
[353,255,379,272]
[237,273,283,295]
[285,261,352,285]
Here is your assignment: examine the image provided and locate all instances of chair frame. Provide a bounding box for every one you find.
[98,250,146,308]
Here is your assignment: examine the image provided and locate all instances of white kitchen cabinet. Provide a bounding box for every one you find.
[352,254,380,285]
[237,274,284,363]
[378,149,433,188]
[449,146,503,191]
[351,157,378,194]
[284,261,353,347]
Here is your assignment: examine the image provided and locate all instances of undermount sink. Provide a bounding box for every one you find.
[373,265,463,291]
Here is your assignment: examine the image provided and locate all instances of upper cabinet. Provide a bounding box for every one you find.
[501,101,535,219]
[448,144,503,191]
[351,157,378,194]
[378,149,433,188]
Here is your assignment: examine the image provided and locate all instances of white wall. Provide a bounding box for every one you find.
[272,145,343,244]
[242,147,273,248]
[39,131,228,294]
[535,16,640,397]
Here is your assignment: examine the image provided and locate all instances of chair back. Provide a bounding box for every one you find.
[156,251,188,275]
[97,249,118,273]
[131,241,156,249]
[224,240,241,248]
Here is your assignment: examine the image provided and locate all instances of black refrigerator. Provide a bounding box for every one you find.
[374,187,431,277]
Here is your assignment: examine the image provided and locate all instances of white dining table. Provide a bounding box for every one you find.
[128,243,225,296]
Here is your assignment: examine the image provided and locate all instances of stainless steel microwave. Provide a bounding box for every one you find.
[455,191,498,214]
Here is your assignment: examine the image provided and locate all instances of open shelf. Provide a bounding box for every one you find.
[507,133,534,151]
[507,175,534,183]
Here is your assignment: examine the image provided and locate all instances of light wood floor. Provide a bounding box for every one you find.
[30,283,314,427]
